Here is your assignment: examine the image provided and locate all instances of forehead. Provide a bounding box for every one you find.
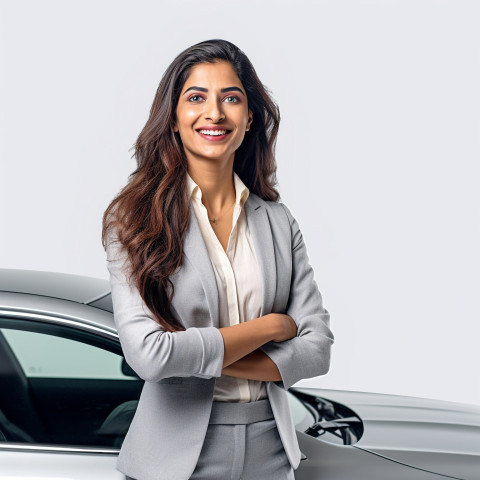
[183,61,242,88]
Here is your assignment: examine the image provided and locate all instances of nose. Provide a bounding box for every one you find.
[204,97,225,122]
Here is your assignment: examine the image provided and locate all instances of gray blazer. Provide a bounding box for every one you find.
[105,192,334,480]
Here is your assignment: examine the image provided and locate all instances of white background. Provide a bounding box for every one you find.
[1,0,479,406]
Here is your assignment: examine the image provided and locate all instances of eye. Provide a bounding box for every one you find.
[224,96,239,103]
[188,95,204,103]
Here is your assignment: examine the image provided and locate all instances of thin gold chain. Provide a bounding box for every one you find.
[208,200,237,224]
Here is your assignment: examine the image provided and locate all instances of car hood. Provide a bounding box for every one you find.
[292,387,480,480]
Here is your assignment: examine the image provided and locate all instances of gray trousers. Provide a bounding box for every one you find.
[126,398,295,480]
[189,398,295,480]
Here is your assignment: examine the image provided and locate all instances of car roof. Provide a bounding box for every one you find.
[0,268,113,312]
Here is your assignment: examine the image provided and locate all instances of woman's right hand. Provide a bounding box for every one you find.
[268,313,297,343]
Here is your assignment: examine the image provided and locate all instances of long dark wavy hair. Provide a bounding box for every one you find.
[102,39,281,332]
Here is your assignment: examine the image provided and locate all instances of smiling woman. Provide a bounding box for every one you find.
[101,38,333,480]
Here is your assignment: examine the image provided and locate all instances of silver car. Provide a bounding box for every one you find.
[0,268,478,479]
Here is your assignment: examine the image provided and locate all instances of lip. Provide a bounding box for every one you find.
[195,127,232,142]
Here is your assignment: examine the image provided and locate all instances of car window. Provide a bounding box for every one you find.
[1,328,133,380]
[0,320,143,449]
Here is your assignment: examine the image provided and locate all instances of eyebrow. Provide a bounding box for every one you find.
[182,86,246,97]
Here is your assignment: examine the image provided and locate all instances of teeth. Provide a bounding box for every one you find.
[198,129,228,136]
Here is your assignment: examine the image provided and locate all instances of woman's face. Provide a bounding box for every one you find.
[174,60,253,166]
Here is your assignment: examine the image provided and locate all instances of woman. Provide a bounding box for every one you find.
[102,39,334,480]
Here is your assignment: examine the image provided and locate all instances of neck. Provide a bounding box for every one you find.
[187,163,236,215]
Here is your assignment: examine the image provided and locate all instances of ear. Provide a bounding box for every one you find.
[245,110,253,132]
[173,122,179,133]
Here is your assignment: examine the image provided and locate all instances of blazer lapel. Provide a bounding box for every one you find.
[244,194,277,318]
[182,193,277,326]
[182,202,220,325]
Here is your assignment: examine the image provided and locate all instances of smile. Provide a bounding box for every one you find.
[196,129,232,141]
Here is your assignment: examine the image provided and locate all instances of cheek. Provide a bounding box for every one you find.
[176,106,197,127]
[182,107,198,119]
[186,110,198,122]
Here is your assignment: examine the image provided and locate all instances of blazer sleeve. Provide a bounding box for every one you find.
[259,203,334,390]
[105,229,225,383]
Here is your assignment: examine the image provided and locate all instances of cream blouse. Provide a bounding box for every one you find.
[186,170,268,402]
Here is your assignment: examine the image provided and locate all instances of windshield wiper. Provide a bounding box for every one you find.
[306,416,362,436]
[305,417,363,444]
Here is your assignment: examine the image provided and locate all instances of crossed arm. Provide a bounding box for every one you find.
[222,349,283,381]
[219,202,334,389]
[106,203,333,391]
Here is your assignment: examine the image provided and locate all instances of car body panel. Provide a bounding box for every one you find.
[293,387,480,480]
[0,447,124,479]
[0,291,116,336]
[0,268,111,307]
[295,432,451,480]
